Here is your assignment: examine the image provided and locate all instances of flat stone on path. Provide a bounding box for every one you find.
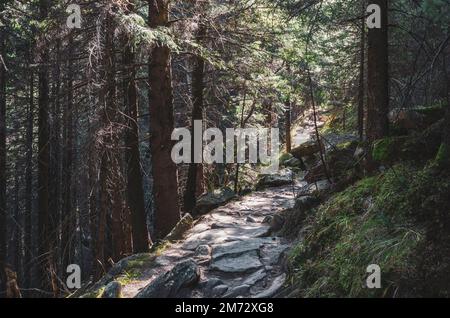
[210,250,263,273]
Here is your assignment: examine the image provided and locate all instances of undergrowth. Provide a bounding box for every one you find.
[287,162,450,297]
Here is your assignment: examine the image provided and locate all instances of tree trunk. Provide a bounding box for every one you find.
[184,22,206,214]
[358,1,366,141]
[366,0,389,143]
[0,27,7,297]
[50,41,62,285]
[12,163,20,274]
[24,51,34,292]
[285,99,292,153]
[124,3,151,252]
[148,0,180,239]
[37,0,55,295]
[61,35,74,273]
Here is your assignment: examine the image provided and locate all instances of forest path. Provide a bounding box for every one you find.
[118,110,330,298]
[122,183,305,298]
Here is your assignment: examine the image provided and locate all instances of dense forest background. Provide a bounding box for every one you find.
[0,0,449,298]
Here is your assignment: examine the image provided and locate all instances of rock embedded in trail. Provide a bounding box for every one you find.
[195,188,236,215]
[135,259,200,298]
[210,250,263,273]
[210,285,229,297]
[243,269,266,286]
[256,169,294,190]
[211,239,266,260]
[223,284,251,298]
[252,274,286,298]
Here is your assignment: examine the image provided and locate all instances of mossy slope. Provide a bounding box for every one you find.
[287,163,450,297]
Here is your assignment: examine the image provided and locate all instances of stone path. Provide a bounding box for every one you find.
[121,184,304,298]
[114,109,335,298]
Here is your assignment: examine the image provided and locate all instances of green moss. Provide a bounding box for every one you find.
[287,163,450,297]
[150,240,172,256]
[117,271,141,285]
[125,254,154,272]
[372,138,395,162]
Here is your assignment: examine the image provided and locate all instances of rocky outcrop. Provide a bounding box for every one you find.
[256,169,294,190]
[135,259,200,298]
[195,188,236,215]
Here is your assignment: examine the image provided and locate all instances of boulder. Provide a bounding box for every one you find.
[195,188,236,215]
[256,169,294,190]
[283,157,305,169]
[164,213,194,242]
[81,253,154,297]
[101,281,122,298]
[290,140,324,159]
[135,259,200,298]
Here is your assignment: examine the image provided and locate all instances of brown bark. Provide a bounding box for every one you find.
[124,3,151,253]
[148,0,180,239]
[366,0,389,143]
[184,22,206,214]
[0,27,7,296]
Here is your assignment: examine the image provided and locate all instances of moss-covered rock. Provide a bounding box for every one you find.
[80,253,156,298]
[372,119,443,165]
